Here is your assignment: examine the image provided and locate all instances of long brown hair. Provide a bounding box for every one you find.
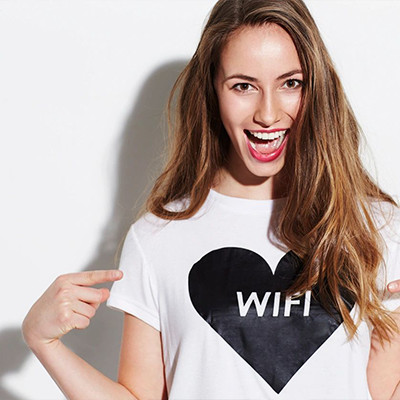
[134,0,399,344]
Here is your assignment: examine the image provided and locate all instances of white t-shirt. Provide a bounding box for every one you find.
[107,188,400,400]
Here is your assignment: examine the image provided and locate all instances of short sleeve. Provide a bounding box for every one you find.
[106,224,161,331]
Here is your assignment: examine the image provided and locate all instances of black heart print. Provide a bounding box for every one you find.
[188,248,355,394]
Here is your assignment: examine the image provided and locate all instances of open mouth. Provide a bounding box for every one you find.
[244,129,289,155]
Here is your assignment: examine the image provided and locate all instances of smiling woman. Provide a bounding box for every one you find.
[21,1,400,400]
[116,0,400,398]
[213,23,302,183]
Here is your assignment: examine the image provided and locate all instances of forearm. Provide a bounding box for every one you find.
[29,339,137,400]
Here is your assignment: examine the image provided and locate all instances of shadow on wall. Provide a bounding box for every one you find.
[1,60,188,399]
[0,328,32,400]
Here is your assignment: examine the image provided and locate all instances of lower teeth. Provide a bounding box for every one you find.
[249,134,285,153]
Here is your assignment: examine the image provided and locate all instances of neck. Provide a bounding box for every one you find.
[212,163,290,200]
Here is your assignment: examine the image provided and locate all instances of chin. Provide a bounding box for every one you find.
[247,158,286,179]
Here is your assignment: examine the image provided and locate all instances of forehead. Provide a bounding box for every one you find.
[219,24,301,77]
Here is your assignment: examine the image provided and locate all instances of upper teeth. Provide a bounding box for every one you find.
[248,129,287,140]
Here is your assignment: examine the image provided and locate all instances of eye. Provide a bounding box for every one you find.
[232,83,256,93]
[282,79,303,90]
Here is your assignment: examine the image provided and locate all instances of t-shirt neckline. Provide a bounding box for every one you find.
[208,188,288,214]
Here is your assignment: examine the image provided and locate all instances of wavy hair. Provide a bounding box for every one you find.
[135,0,399,344]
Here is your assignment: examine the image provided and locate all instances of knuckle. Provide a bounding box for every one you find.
[59,299,72,309]
[109,270,117,279]
[60,287,72,296]
[56,286,73,301]
[87,271,96,284]
[55,275,72,290]
[54,275,65,285]
[59,309,72,323]
[55,274,67,285]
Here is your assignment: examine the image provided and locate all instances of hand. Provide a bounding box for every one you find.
[22,269,123,351]
[388,280,400,293]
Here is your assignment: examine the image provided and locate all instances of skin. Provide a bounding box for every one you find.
[368,283,400,400]
[212,23,302,200]
[212,23,400,399]
[22,270,123,349]
[21,270,140,399]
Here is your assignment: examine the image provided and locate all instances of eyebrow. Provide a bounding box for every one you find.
[223,69,303,83]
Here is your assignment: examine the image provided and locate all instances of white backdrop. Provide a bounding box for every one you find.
[0,1,399,399]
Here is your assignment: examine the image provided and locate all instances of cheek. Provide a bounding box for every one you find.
[218,93,254,128]
[281,93,302,118]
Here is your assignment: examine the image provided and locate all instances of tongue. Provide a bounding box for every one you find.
[250,135,282,155]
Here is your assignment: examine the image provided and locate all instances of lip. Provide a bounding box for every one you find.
[245,129,289,162]
[246,128,289,134]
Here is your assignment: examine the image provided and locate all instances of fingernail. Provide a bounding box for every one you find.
[388,282,398,291]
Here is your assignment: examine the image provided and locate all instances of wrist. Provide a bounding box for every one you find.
[22,319,62,354]
[26,336,63,357]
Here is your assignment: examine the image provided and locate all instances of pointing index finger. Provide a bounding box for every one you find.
[388,280,400,292]
[69,270,123,286]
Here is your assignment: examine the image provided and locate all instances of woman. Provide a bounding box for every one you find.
[22,0,400,399]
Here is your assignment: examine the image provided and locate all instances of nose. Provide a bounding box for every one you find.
[253,91,281,127]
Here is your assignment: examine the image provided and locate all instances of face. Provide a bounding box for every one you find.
[213,23,303,193]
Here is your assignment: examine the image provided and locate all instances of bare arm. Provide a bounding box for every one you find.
[25,312,168,400]
[117,312,168,399]
[27,338,137,400]
[368,281,400,400]
[22,270,138,400]
[367,307,400,400]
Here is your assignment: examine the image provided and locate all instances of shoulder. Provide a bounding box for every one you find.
[129,195,193,244]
